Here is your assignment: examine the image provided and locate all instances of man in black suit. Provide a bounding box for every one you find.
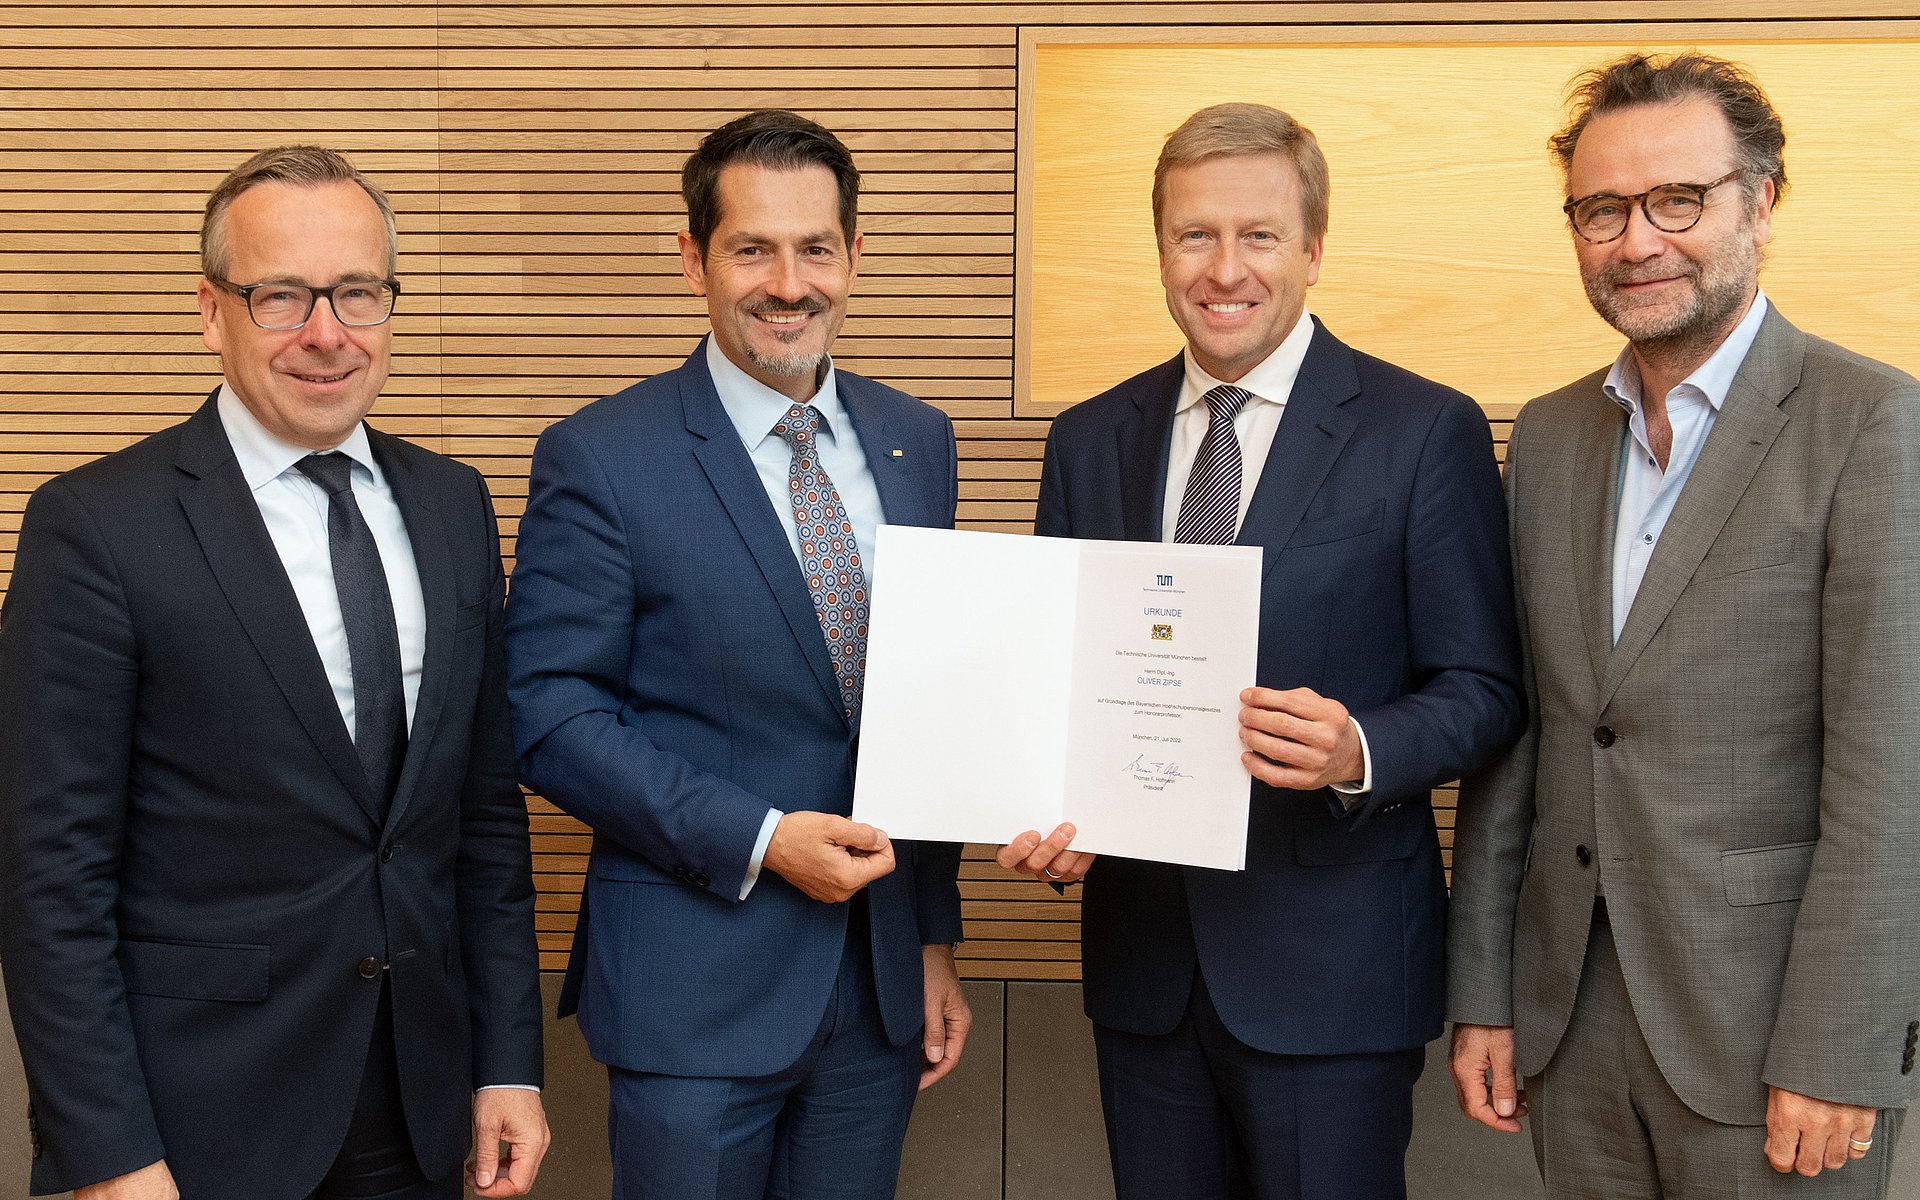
[1000,102,1522,1198]
[0,146,547,1200]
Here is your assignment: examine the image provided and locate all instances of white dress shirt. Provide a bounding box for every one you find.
[1159,313,1373,795]
[706,337,888,898]
[219,387,537,1094]
[217,385,426,737]
[1159,310,1313,545]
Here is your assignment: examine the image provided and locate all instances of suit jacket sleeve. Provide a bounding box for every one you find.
[506,418,772,899]
[1763,376,1920,1106]
[1445,403,1542,1028]
[0,480,169,1192]
[454,472,545,1087]
[1349,391,1524,810]
[1034,426,1070,540]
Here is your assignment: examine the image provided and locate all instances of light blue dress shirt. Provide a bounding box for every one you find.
[1604,291,1769,642]
[705,337,888,898]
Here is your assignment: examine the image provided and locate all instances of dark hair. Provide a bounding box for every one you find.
[682,110,860,255]
[202,145,397,280]
[1551,52,1787,206]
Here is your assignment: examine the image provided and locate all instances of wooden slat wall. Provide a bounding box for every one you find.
[0,1,1878,979]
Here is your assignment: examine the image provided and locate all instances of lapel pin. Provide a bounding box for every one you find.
[891,448,905,457]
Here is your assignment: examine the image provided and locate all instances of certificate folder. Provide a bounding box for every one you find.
[853,525,1260,871]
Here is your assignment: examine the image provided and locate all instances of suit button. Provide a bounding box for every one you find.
[1575,845,1593,866]
[1593,726,1616,748]
[695,872,711,889]
[380,844,395,863]
[357,956,383,980]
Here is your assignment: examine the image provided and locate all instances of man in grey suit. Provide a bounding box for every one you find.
[1447,52,1920,1196]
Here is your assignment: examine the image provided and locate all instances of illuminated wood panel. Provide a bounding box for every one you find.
[1021,33,1920,416]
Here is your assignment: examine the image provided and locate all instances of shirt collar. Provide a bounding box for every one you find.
[1179,308,1315,413]
[1603,290,1770,416]
[216,383,380,493]
[705,335,845,451]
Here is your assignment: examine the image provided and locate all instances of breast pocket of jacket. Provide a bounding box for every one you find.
[118,937,271,1003]
[453,597,489,633]
[1284,500,1386,551]
[1694,532,1801,585]
[1722,839,1817,906]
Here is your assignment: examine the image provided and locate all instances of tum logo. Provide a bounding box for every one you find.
[1156,574,1173,587]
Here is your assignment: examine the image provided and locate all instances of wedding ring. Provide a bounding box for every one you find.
[1850,1138,1873,1152]
[1043,867,1065,881]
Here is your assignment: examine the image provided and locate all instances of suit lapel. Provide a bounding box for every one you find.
[376,431,449,832]
[842,374,930,530]
[1599,309,1800,706]
[173,393,382,824]
[1241,321,1359,576]
[682,347,849,725]
[1117,355,1183,542]
[1568,392,1625,691]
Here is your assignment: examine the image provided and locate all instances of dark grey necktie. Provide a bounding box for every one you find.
[1172,384,1253,545]
[295,453,406,812]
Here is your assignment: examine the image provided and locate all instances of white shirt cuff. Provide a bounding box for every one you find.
[477,1084,541,1093]
[1329,716,1373,807]
[741,808,782,899]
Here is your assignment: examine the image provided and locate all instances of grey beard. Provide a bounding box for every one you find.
[1587,262,1752,364]
[746,345,826,380]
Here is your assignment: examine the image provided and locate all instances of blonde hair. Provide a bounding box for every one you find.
[1153,103,1330,241]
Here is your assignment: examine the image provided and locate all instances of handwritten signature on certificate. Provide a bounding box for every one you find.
[1122,754,1193,791]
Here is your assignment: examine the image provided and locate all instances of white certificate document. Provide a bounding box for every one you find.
[853,525,1261,870]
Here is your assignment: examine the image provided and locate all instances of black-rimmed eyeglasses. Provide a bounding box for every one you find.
[1562,170,1745,244]
[209,277,401,329]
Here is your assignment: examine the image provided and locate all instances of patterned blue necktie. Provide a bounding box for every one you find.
[774,405,870,722]
[1172,384,1252,545]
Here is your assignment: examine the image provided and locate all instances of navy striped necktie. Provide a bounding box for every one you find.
[1172,384,1252,545]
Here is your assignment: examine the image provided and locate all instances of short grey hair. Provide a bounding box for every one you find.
[201,145,398,280]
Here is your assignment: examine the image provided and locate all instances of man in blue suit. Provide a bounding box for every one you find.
[505,110,970,1200]
[999,103,1524,1198]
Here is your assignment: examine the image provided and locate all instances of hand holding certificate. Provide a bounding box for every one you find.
[852,526,1261,871]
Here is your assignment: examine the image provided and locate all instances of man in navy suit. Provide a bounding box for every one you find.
[505,110,970,1200]
[0,147,546,1200]
[1000,103,1524,1198]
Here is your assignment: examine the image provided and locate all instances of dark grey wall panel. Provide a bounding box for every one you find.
[1006,981,1116,1200]
[900,980,1005,1199]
